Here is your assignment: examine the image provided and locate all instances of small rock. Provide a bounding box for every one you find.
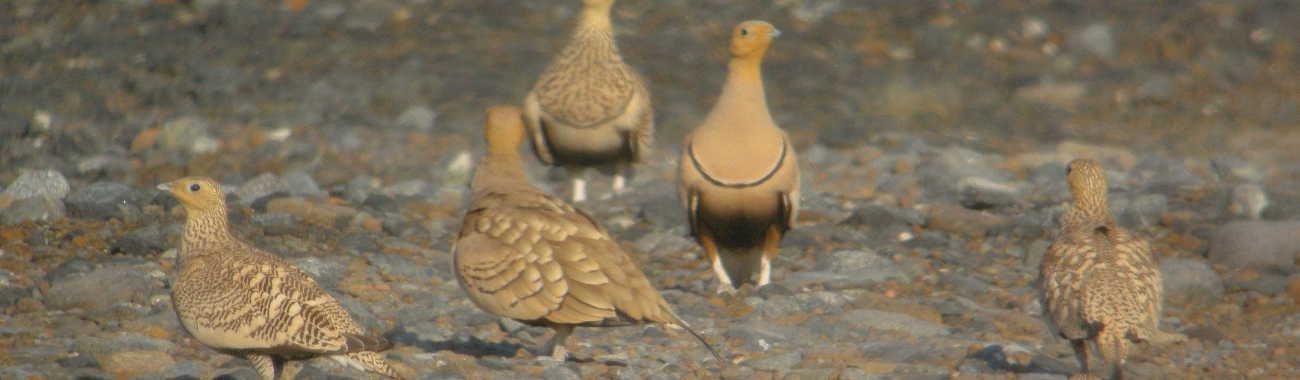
[66,182,145,221]
[56,352,101,369]
[73,334,178,354]
[0,285,30,308]
[44,266,155,311]
[843,309,950,338]
[1161,259,1224,307]
[838,204,925,230]
[540,363,582,380]
[1207,221,1300,270]
[97,348,175,377]
[840,367,890,380]
[111,224,168,256]
[1227,184,1267,220]
[1132,75,1174,103]
[395,105,437,132]
[745,351,802,372]
[1,195,66,224]
[957,176,1021,210]
[3,169,70,199]
[924,204,1007,238]
[265,197,356,227]
[156,116,217,155]
[1073,23,1116,58]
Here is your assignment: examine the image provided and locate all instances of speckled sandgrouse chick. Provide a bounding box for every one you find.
[678,20,799,294]
[1038,159,1162,380]
[160,177,405,380]
[522,0,653,203]
[455,106,720,361]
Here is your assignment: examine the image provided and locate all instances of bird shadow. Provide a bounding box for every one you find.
[386,325,522,358]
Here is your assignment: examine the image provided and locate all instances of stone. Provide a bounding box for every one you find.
[924,204,1007,238]
[1073,23,1116,58]
[3,169,70,199]
[957,176,1021,210]
[111,224,168,256]
[788,250,910,288]
[156,116,217,155]
[1,195,65,224]
[1227,184,1268,220]
[540,363,581,380]
[1207,221,1300,270]
[838,204,925,230]
[72,334,178,355]
[98,350,175,378]
[67,182,145,221]
[843,309,950,338]
[44,266,155,311]
[1160,259,1224,307]
[746,351,802,372]
[264,197,356,227]
[0,285,30,308]
[395,105,437,132]
[1210,156,1265,183]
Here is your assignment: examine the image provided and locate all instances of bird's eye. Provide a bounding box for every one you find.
[189,183,201,192]
[1066,167,1073,175]
[739,28,750,37]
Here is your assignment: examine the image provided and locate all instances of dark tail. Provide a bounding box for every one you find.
[680,323,725,362]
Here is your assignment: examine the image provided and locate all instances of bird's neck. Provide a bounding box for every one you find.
[471,152,530,192]
[179,211,233,264]
[1061,193,1111,230]
[573,8,614,39]
[708,57,771,127]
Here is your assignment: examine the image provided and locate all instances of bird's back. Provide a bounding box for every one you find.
[1040,224,1161,343]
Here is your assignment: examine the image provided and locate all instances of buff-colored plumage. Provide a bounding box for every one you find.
[522,0,653,203]
[160,177,404,380]
[678,20,799,294]
[455,106,718,360]
[1038,159,1163,380]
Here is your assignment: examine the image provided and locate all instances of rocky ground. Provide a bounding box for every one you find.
[4,0,1300,379]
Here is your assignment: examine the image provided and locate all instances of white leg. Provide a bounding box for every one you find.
[571,178,587,203]
[710,253,736,295]
[757,255,772,287]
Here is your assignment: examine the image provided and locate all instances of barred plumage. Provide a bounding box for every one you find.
[522,0,653,202]
[1038,159,1162,380]
[160,177,404,380]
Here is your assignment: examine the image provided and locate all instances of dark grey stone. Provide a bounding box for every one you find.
[958,177,1022,210]
[71,333,177,355]
[0,285,30,308]
[45,266,155,311]
[56,352,101,368]
[838,204,925,230]
[111,224,168,256]
[66,182,145,221]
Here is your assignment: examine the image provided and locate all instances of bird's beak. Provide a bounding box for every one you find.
[769,29,781,38]
[157,183,171,192]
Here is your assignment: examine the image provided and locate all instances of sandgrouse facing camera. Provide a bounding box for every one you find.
[678,20,800,294]
[454,106,720,361]
[1038,159,1163,380]
[522,0,654,203]
[160,177,405,380]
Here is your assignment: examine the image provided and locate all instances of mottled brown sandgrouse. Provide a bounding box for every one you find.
[678,20,800,294]
[522,0,653,203]
[454,105,719,361]
[160,177,405,380]
[1038,159,1162,380]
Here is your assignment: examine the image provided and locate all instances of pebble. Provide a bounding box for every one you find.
[745,351,802,372]
[1,195,65,224]
[66,182,145,221]
[3,169,70,199]
[1207,221,1300,270]
[842,310,950,338]
[156,116,218,155]
[395,105,438,132]
[111,224,168,256]
[44,266,157,311]
[1161,259,1225,307]
[97,348,175,377]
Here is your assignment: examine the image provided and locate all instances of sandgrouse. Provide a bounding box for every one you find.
[454,105,719,361]
[678,20,800,294]
[522,0,653,203]
[1038,159,1162,380]
[160,177,404,380]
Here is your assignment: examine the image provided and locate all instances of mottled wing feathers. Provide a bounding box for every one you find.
[174,243,368,354]
[455,190,674,327]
